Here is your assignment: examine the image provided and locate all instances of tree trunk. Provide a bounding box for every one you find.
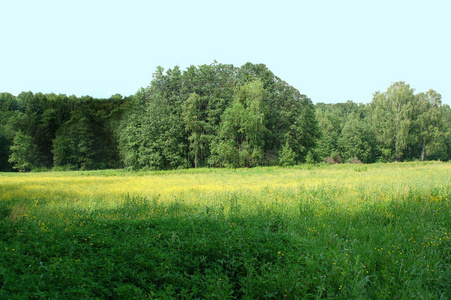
[421,138,425,162]
[194,152,198,168]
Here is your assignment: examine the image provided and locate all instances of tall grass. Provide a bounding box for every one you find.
[0,162,450,298]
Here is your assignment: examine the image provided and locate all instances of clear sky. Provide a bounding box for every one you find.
[1,0,450,105]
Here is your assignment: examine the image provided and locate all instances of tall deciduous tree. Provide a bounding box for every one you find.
[182,93,209,168]
[282,97,319,163]
[368,82,416,161]
[414,90,450,161]
[120,88,188,170]
[211,80,269,167]
[315,108,340,161]
[8,130,35,172]
[338,112,376,163]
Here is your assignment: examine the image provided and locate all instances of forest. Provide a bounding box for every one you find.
[1,62,450,172]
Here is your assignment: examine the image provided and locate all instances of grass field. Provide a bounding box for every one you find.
[1,162,450,299]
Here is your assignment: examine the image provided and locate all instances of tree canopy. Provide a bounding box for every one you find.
[0,63,450,172]
[119,62,319,169]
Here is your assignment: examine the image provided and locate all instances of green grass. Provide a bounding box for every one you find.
[0,162,450,299]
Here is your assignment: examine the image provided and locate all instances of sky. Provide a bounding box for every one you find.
[1,0,450,105]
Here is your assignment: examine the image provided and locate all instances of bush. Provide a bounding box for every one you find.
[348,157,362,164]
[305,150,315,164]
[279,142,297,166]
[324,155,342,164]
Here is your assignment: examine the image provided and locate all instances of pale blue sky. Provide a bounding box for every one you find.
[1,0,450,105]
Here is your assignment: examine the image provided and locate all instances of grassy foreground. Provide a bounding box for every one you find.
[0,162,450,299]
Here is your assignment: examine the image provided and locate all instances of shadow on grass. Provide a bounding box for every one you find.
[1,188,450,299]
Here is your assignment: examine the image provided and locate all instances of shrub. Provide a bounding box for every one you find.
[279,142,297,166]
[305,150,315,164]
[324,155,343,164]
[348,157,362,164]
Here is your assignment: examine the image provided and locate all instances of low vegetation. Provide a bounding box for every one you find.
[1,162,450,298]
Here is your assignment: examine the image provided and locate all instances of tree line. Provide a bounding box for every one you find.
[1,62,450,172]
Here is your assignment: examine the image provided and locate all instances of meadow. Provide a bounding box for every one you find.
[0,162,450,299]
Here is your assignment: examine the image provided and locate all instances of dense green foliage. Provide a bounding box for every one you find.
[118,63,319,170]
[0,92,129,171]
[1,63,450,171]
[316,83,451,163]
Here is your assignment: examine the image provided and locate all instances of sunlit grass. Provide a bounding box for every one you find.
[0,161,450,298]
